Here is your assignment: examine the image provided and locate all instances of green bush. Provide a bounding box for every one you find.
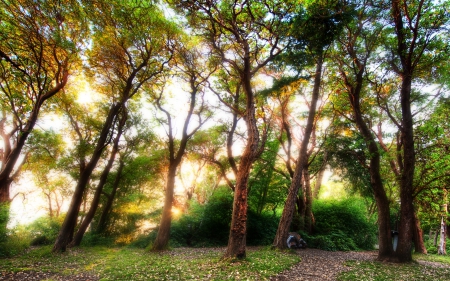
[170,187,233,247]
[169,186,280,247]
[247,211,279,246]
[0,203,9,243]
[26,216,63,246]
[311,198,377,251]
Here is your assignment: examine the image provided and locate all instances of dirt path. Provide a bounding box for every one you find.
[270,248,378,281]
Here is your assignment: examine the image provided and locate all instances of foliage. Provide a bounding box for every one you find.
[0,202,8,243]
[169,186,233,247]
[0,246,300,280]
[168,186,281,247]
[310,198,377,251]
[424,237,450,255]
[0,203,29,258]
[26,216,64,246]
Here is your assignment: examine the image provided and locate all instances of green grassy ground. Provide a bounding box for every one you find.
[337,253,450,281]
[0,246,300,280]
[2,246,449,281]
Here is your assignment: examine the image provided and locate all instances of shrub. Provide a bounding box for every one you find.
[247,211,279,246]
[26,216,63,246]
[169,186,280,247]
[311,198,377,251]
[170,187,233,247]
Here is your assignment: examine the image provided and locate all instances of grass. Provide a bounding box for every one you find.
[0,246,300,280]
[2,245,450,280]
[337,253,450,281]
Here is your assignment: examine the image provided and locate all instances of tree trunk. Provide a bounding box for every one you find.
[438,216,447,255]
[69,116,124,247]
[53,103,122,252]
[339,50,393,260]
[224,54,263,259]
[224,155,253,258]
[151,164,177,251]
[273,55,323,249]
[96,160,124,234]
[413,211,427,254]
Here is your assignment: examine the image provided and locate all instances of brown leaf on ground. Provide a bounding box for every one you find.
[270,248,377,281]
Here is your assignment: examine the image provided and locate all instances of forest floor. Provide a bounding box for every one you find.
[1,246,450,280]
[272,248,450,281]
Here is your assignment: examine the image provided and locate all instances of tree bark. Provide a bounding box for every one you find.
[0,76,68,203]
[273,55,323,249]
[438,216,447,255]
[151,72,205,251]
[152,164,178,250]
[224,59,263,259]
[338,45,393,260]
[96,160,124,234]
[52,103,122,252]
[413,211,427,254]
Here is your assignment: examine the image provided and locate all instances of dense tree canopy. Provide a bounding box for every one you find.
[0,0,449,262]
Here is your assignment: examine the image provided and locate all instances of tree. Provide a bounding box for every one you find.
[52,0,178,252]
[173,0,293,258]
[0,0,86,203]
[150,43,214,251]
[330,1,394,260]
[273,0,351,249]
[386,0,448,262]
[69,107,128,247]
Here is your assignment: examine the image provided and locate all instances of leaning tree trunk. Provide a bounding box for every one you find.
[69,115,125,247]
[53,104,122,252]
[96,160,124,234]
[273,55,323,249]
[413,211,427,254]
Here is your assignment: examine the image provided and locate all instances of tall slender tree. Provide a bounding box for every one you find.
[173,0,293,258]
[150,44,214,251]
[53,0,178,252]
[273,0,351,249]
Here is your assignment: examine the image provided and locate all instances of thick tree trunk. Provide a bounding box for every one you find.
[96,161,124,234]
[0,181,11,203]
[395,76,415,262]
[273,56,323,249]
[53,103,122,252]
[413,211,427,254]
[224,155,253,258]
[152,164,177,251]
[224,54,263,259]
[70,118,124,247]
